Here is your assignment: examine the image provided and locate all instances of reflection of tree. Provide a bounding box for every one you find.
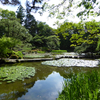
[55,66,99,79]
[0,62,54,100]
[0,61,97,99]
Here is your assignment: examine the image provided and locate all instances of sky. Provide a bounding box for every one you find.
[0,0,100,29]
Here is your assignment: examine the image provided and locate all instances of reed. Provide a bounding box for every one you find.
[57,70,100,100]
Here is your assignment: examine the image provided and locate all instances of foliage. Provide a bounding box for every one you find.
[0,19,32,42]
[12,51,23,59]
[0,36,19,58]
[51,50,67,54]
[0,0,20,5]
[70,20,100,53]
[74,43,96,54]
[16,4,25,24]
[55,22,76,51]
[57,70,100,100]
[46,35,60,51]
[24,12,37,36]
[0,9,16,19]
[0,66,35,84]
[0,9,32,42]
[32,35,44,47]
[96,38,100,51]
[1,0,100,20]
[37,51,45,53]
[36,21,54,36]
[13,42,32,53]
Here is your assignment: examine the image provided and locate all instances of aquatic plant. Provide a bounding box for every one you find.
[0,66,35,84]
[41,58,99,67]
[57,70,100,100]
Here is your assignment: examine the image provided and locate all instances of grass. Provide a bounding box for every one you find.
[51,50,67,54]
[37,51,45,53]
[57,70,100,100]
[0,66,35,84]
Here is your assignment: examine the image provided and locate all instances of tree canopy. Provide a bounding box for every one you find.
[0,0,100,18]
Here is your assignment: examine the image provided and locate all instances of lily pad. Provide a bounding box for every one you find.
[0,66,35,84]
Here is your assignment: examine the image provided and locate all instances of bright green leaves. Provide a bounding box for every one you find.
[62,33,69,39]
[0,36,19,57]
[70,20,100,46]
[70,34,79,43]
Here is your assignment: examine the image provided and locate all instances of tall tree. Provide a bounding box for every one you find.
[24,13,37,36]
[0,9,16,19]
[16,4,25,24]
[70,20,100,53]
[55,22,79,51]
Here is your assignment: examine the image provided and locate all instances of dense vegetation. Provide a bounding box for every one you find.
[0,7,60,58]
[0,1,100,99]
[57,70,100,100]
[0,6,100,58]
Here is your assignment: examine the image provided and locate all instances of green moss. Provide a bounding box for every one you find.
[0,66,35,84]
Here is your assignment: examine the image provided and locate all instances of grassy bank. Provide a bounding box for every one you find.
[57,70,100,100]
[51,50,67,54]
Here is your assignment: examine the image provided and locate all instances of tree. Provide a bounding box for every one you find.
[36,21,54,36]
[46,35,60,51]
[0,0,20,5]
[1,0,99,17]
[0,18,32,42]
[16,4,25,24]
[55,22,80,51]
[0,36,19,58]
[70,20,100,53]
[24,13,37,36]
[0,9,16,19]
[0,9,32,43]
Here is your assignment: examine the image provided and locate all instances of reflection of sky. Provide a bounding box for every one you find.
[18,71,64,100]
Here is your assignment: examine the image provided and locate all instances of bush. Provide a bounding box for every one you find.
[10,51,23,59]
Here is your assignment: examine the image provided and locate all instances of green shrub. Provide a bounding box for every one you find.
[11,51,23,59]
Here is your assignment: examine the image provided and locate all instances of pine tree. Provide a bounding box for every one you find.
[16,4,25,24]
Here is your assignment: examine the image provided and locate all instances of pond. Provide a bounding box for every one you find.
[0,60,100,100]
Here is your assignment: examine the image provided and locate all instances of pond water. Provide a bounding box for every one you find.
[0,60,100,100]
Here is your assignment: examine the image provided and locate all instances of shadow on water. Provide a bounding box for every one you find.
[0,61,100,100]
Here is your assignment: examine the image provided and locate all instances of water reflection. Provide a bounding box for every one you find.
[0,62,100,100]
[18,72,64,100]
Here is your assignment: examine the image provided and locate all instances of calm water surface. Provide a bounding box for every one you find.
[0,61,100,100]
